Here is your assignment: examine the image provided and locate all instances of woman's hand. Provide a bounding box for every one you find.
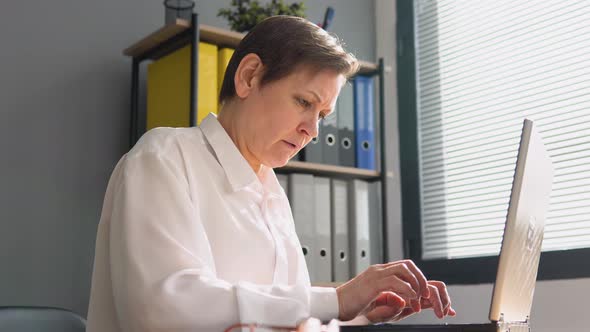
[420,281,456,319]
[336,260,429,321]
[335,260,456,323]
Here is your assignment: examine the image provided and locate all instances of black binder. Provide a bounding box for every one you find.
[337,82,356,167]
[321,109,339,165]
[298,125,323,163]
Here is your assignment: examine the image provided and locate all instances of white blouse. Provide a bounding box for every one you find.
[86,114,338,332]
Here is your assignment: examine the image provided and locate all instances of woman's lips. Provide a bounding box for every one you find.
[283,140,300,150]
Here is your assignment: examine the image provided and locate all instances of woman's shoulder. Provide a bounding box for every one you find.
[126,127,206,162]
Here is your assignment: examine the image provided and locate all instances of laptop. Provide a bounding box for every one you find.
[341,119,554,332]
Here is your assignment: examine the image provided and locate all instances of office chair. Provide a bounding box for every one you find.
[0,306,86,332]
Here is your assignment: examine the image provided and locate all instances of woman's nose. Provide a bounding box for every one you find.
[298,117,319,139]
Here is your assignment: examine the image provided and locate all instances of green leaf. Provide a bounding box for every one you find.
[218,0,307,32]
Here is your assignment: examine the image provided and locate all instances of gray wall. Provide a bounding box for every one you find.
[0,0,375,317]
[376,1,589,331]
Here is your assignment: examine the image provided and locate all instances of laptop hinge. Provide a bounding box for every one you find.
[496,313,530,332]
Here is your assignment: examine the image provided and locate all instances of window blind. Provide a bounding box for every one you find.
[413,0,590,259]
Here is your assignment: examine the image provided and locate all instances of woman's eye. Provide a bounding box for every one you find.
[297,97,311,109]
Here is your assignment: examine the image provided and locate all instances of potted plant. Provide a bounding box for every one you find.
[218,0,306,33]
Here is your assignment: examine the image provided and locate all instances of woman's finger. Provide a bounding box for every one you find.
[373,291,403,307]
[364,292,406,323]
[380,260,429,298]
[378,274,418,302]
[399,260,430,298]
[429,281,451,315]
[366,305,405,323]
[449,307,457,316]
[427,283,444,319]
[378,262,422,299]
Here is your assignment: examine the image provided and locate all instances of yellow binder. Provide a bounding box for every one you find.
[147,42,218,130]
[218,48,234,97]
[198,42,218,123]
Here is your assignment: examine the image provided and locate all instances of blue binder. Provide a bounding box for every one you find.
[353,75,375,170]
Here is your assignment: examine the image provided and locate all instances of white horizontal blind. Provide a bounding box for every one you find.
[413,0,590,259]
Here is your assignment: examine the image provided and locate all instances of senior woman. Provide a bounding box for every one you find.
[86,16,455,332]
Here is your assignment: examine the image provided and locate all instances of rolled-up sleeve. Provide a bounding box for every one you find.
[108,152,315,331]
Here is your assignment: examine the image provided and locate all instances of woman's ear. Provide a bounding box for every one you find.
[234,53,264,99]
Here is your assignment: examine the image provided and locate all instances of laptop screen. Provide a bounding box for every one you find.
[488,119,554,323]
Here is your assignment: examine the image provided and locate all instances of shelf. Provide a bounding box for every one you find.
[357,60,379,75]
[199,24,244,48]
[311,282,344,288]
[124,19,191,57]
[276,161,380,180]
[123,19,378,73]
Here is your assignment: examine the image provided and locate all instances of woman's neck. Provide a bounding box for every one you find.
[217,106,264,178]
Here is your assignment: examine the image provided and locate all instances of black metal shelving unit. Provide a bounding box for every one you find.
[128,13,200,148]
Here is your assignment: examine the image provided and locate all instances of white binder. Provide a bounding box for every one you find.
[313,177,332,282]
[349,179,371,276]
[330,179,350,282]
[369,181,383,264]
[288,174,316,282]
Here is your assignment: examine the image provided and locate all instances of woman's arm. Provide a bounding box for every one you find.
[108,152,321,331]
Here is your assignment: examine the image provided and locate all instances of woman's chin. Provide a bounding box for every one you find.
[265,157,291,169]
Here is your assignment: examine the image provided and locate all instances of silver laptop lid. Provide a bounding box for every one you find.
[489,119,554,323]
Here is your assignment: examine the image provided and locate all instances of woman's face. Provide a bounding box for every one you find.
[240,66,346,169]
